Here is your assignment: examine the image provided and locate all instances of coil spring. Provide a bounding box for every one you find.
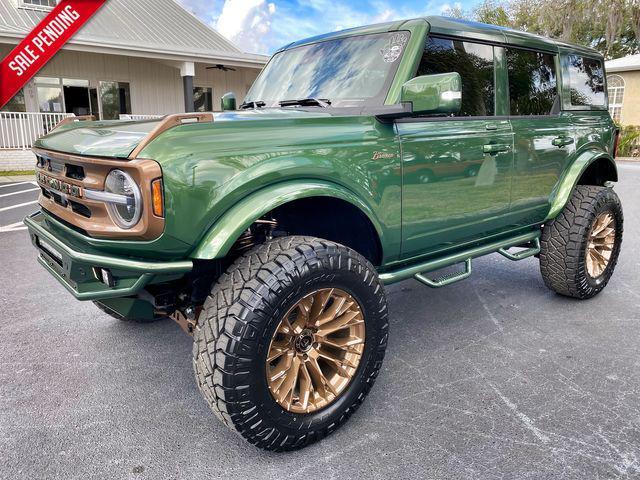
[233,219,278,253]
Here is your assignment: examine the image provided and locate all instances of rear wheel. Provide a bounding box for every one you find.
[419,169,434,183]
[192,236,388,451]
[465,165,480,177]
[539,185,623,299]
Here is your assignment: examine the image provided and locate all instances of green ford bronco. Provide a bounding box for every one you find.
[25,16,623,451]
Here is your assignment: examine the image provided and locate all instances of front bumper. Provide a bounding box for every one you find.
[24,211,193,301]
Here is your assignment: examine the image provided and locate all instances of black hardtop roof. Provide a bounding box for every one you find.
[281,15,602,59]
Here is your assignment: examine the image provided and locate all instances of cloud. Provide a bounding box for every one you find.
[215,0,277,54]
[177,0,480,54]
[439,2,463,13]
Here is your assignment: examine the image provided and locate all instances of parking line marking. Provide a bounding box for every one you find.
[0,181,36,189]
[0,187,39,198]
[0,200,38,212]
[0,221,27,233]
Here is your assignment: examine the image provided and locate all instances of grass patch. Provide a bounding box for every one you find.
[0,170,35,176]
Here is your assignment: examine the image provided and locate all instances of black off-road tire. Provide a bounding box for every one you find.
[192,236,389,451]
[540,185,623,299]
[92,300,165,323]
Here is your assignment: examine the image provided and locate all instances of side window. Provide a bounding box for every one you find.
[506,49,557,115]
[566,55,605,108]
[417,37,495,116]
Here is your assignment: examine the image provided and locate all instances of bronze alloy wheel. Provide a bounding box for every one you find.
[194,236,389,450]
[586,212,616,278]
[266,288,366,414]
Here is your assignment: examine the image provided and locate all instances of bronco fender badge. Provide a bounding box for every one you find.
[372,151,397,160]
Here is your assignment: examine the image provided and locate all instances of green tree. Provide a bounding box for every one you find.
[441,0,639,59]
[474,0,510,27]
[441,4,465,19]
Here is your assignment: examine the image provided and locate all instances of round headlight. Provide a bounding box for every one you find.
[104,169,142,229]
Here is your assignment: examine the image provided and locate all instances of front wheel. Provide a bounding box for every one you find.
[540,185,623,299]
[192,236,388,451]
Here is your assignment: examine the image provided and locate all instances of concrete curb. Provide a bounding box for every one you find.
[617,157,640,163]
[0,175,35,184]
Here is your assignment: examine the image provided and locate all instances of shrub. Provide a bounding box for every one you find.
[618,125,640,157]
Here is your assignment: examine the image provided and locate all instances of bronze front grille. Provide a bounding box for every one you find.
[34,148,164,240]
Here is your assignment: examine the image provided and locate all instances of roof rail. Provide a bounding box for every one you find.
[128,112,214,159]
[53,115,96,131]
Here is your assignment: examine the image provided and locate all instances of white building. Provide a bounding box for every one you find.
[0,0,268,169]
[605,54,640,126]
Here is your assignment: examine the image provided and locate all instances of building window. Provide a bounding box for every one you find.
[193,87,213,112]
[417,37,495,116]
[0,89,27,112]
[607,74,625,123]
[35,76,64,113]
[33,77,96,116]
[21,0,57,9]
[100,81,131,120]
[506,48,558,116]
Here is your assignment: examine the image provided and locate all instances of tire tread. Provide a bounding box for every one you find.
[192,236,388,451]
[540,185,623,299]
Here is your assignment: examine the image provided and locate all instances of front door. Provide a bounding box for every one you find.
[398,118,513,257]
[398,36,513,259]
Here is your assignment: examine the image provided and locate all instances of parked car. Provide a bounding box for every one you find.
[25,16,622,451]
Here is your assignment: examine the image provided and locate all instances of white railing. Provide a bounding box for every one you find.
[0,112,75,150]
[0,112,166,150]
[119,114,164,120]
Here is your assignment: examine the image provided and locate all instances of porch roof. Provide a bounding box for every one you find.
[606,54,640,73]
[0,0,268,68]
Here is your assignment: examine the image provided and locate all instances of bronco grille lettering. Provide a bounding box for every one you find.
[36,171,83,198]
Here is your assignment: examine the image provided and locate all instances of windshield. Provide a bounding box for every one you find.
[245,32,410,108]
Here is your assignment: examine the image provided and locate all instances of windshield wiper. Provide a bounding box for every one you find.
[239,101,266,109]
[279,98,331,108]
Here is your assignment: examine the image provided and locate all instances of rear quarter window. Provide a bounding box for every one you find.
[565,54,606,109]
[506,48,558,116]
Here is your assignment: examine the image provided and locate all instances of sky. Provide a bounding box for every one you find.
[176,0,481,55]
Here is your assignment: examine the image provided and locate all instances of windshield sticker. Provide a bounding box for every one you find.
[380,33,409,63]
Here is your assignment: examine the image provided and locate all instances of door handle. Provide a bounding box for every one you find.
[552,136,575,148]
[483,144,511,154]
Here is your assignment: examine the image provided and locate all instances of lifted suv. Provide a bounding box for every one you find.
[25,17,622,451]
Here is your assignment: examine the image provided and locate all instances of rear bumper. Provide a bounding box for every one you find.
[24,211,192,301]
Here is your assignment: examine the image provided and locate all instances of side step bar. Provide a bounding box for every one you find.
[415,259,472,288]
[379,231,541,287]
[498,238,540,261]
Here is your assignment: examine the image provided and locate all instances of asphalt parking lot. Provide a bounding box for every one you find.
[1,164,639,480]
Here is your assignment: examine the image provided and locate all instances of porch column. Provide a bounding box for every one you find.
[180,62,195,112]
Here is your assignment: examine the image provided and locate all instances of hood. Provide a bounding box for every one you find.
[34,108,332,158]
[34,119,163,158]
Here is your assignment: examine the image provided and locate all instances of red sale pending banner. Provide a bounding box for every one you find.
[0,0,107,109]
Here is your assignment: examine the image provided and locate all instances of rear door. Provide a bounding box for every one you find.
[560,52,614,163]
[506,47,576,226]
[397,36,514,259]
